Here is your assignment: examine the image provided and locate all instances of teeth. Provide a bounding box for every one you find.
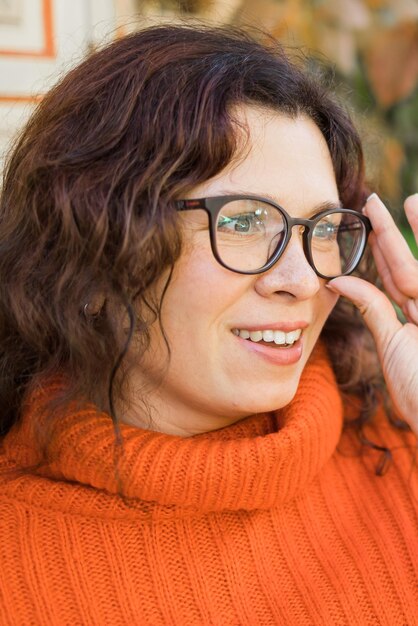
[262,330,274,342]
[274,330,285,345]
[233,328,302,345]
[285,330,298,344]
[294,329,302,341]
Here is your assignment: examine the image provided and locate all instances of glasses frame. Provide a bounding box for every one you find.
[175,194,372,279]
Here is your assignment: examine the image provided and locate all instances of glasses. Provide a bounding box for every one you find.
[175,194,372,278]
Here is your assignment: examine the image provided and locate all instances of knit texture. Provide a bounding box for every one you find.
[0,343,417,625]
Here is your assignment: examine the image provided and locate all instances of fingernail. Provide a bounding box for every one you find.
[366,192,379,203]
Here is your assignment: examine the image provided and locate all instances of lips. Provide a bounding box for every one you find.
[232,331,304,366]
[231,321,309,333]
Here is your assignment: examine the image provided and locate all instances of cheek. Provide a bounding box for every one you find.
[163,246,241,331]
[316,285,339,328]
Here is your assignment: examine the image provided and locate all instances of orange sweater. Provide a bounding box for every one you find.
[0,345,417,625]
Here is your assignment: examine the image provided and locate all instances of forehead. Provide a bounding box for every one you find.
[189,105,339,216]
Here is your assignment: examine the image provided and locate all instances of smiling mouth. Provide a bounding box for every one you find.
[231,328,303,347]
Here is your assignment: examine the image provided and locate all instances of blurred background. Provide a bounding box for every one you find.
[1,0,417,253]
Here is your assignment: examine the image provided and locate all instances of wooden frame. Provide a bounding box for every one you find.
[0,0,54,58]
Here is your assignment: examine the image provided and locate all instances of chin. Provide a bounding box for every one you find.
[231,385,299,415]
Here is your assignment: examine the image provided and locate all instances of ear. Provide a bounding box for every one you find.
[83,294,106,318]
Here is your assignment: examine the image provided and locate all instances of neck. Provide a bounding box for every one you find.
[117,388,251,437]
[3,340,344,512]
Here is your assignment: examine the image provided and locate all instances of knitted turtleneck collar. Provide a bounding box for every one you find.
[4,343,343,513]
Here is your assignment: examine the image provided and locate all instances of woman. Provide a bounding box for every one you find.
[0,24,417,625]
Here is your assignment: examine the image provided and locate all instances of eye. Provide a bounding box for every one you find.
[218,209,267,234]
[313,220,339,240]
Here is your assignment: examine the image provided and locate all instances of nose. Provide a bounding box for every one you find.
[254,228,321,299]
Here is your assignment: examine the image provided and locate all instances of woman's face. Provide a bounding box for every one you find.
[125,107,340,436]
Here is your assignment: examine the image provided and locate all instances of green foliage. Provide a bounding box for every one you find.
[401,224,418,258]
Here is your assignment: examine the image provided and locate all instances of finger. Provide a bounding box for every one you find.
[326,275,403,358]
[402,297,418,325]
[368,233,407,306]
[404,193,418,245]
[364,194,418,296]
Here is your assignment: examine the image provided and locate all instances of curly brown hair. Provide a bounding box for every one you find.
[0,23,410,474]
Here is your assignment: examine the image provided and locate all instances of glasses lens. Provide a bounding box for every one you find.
[311,211,366,278]
[215,199,286,272]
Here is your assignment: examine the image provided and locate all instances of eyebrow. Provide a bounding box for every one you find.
[219,190,343,217]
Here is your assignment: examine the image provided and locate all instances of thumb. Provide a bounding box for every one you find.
[326,276,402,354]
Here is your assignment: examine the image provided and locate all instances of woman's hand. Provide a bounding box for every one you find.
[326,193,418,437]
